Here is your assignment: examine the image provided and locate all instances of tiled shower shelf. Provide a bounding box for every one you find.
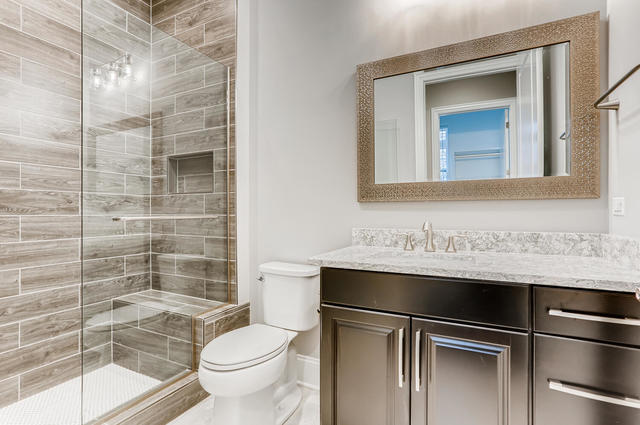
[117,290,225,315]
[86,290,226,328]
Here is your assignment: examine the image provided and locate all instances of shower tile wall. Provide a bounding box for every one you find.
[150,0,237,304]
[0,0,81,406]
[0,0,83,408]
[0,0,154,408]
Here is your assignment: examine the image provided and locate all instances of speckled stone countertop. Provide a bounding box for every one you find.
[309,229,640,294]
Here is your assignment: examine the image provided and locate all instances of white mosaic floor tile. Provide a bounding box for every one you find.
[0,364,160,425]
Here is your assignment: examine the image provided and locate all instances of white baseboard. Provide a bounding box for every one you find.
[296,354,319,391]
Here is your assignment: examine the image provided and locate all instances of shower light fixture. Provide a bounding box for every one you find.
[91,53,134,90]
[91,68,102,89]
[122,54,133,78]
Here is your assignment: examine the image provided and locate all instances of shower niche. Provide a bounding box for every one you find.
[168,152,215,194]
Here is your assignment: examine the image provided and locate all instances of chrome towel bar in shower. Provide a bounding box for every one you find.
[594,63,640,110]
[112,215,225,221]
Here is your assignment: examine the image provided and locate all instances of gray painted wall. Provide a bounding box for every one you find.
[241,0,609,359]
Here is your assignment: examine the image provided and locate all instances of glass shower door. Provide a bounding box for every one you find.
[81,1,229,422]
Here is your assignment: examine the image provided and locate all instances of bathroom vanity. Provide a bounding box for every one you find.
[313,8,640,424]
[312,231,640,425]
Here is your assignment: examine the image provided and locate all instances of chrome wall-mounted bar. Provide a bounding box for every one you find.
[112,215,225,222]
[594,63,640,110]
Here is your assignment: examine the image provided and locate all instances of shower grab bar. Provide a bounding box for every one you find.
[112,215,225,222]
[594,63,640,110]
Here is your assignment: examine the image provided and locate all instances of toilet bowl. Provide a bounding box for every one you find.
[198,262,320,425]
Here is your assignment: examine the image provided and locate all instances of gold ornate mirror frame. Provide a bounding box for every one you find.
[357,12,600,201]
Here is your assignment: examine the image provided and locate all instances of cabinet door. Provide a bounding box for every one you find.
[321,305,410,425]
[411,318,529,425]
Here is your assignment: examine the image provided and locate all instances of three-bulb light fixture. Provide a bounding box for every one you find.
[91,53,133,90]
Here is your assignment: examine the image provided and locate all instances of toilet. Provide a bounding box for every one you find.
[198,262,320,425]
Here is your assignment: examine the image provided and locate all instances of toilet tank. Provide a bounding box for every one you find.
[259,262,320,331]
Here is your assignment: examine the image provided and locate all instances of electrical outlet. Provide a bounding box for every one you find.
[612,197,625,216]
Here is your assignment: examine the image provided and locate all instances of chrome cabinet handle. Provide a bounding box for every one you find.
[415,330,421,392]
[548,308,640,327]
[398,328,405,388]
[549,380,640,409]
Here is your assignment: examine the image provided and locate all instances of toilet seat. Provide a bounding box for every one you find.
[201,323,288,371]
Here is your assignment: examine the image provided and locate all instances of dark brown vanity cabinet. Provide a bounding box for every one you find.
[320,268,531,425]
[321,268,640,425]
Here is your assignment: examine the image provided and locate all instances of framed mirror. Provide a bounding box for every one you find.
[357,12,600,201]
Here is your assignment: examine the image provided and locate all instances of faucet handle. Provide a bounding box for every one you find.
[422,221,432,232]
[445,234,467,253]
[402,233,415,251]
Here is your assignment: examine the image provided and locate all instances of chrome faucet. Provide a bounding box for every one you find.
[422,221,436,252]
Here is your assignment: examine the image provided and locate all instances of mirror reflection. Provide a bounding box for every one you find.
[374,42,570,183]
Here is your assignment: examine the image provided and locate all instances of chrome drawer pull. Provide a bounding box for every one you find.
[398,328,404,388]
[415,330,421,392]
[549,380,640,409]
[548,308,640,327]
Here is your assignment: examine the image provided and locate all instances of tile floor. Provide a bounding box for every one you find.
[169,387,320,425]
[0,364,160,425]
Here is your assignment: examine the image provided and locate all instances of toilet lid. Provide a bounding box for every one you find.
[200,324,288,371]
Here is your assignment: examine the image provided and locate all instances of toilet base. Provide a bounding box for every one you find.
[210,383,302,425]
[212,385,275,425]
[275,383,302,425]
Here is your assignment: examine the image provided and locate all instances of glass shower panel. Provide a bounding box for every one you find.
[81,1,229,422]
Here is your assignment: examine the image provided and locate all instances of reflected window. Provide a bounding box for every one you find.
[439,127,449,181]
[439,108,509,181]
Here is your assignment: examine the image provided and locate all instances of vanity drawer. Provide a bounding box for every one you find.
[534,287,640,346]
[321,268,530,330]
[534,334,640,425]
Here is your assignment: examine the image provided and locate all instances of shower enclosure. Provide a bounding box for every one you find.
[0,0,236,423]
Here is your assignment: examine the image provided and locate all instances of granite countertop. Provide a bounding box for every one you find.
[309,245,640,293]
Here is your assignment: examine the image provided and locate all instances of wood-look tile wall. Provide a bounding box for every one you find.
[110,297,194,381]
[0,0,84,408]
[150,0,237,304]
[0,0,152,408]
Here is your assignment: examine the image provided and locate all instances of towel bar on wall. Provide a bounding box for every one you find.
[594,63,640,110]
[112,215,225,222]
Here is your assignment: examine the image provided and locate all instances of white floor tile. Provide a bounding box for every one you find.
[0,364,160,425]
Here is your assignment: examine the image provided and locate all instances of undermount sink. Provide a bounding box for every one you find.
[420,251,476,262]
[370,249,477,263]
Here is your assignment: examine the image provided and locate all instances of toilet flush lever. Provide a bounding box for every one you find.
[257,274,265,283]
